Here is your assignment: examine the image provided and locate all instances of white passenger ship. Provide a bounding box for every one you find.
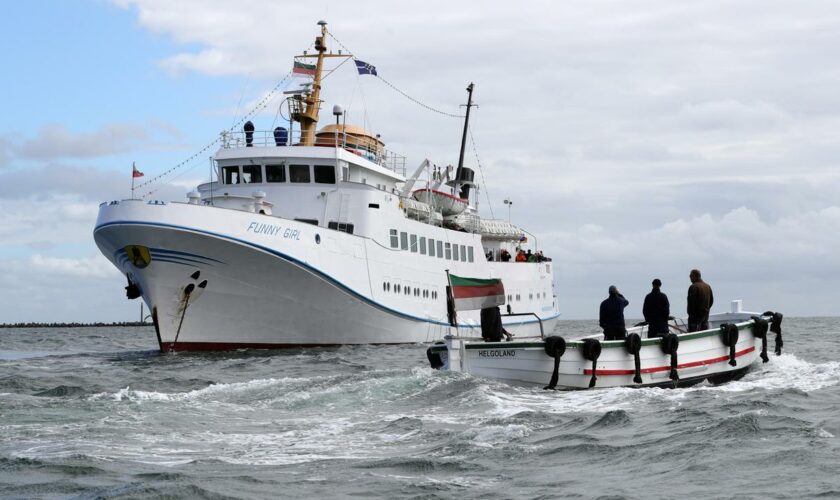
[94,21,559,351]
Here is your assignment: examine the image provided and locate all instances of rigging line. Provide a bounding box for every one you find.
[327,32,464,119]
[469,126,495,219]
[140,155,212,199]
[135,73,293,194]
[230,72,253,131]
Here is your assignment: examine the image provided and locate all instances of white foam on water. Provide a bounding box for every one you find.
[459,423,531,446]
[817,428,835,438]
[473,353,840,417]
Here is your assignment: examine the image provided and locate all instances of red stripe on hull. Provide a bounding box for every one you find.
[452,283,505,299]
[583,346,756,375]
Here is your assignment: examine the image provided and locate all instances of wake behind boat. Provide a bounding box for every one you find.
[427,299,785,389]
[93,21,559,352]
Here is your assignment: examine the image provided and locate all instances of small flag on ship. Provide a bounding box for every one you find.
[292,61,316,76]
[132,164,144,178]
[354,59,377,76]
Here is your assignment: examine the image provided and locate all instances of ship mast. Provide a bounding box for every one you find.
[457,83,475,170]
[293,20,350,146]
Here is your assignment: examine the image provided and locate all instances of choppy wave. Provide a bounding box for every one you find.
[2,321,840,498]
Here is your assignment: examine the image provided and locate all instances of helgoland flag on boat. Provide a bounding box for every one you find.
[447,274,506,311]
[354,59,377,76]
[292,61,316,77]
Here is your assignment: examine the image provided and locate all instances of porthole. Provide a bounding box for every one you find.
[315,234,321,244]
[383,282,387,292]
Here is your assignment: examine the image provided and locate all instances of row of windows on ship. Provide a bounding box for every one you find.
[221,163,341,185]
[379,281,548,304]
[389,229,476,262]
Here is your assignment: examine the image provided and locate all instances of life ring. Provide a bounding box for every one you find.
[720,323,739,366]
[659,333,680,381]
[543,336,566,390]
[582,338,601,388]
[624,333,643,384]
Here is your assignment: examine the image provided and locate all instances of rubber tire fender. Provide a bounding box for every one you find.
[625,333,643,384]
[720,323,739,367]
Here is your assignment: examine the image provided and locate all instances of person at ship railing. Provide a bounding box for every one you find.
[515,249,527,262]
[500,249,512,262]
[600,285,629,341]
[643,278,670,338]
[526,249,536,262]
[486,250,494,261]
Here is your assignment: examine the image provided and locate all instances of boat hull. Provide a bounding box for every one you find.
[94,200,558,351]
[433,317,774,389]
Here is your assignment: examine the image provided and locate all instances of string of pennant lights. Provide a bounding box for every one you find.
[136,73,293,198]
[327,32,465,119]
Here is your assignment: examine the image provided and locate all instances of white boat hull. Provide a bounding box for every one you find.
[94,200,558,351]
[431,311,782,389]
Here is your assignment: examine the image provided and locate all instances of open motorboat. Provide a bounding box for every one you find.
[427,300,784,389]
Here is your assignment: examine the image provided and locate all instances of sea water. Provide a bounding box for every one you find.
[1,318,839,499]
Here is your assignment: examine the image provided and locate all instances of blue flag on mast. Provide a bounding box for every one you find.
[354,59,377,76]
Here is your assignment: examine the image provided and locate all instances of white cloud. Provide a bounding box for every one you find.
[13,123,150,160]
[29,254,118,279]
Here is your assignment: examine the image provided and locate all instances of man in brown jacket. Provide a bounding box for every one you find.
[687,269,714,332]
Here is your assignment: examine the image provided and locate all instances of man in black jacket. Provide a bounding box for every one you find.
[643,278,670,338]
[687,269,714,332]
[599,285,629,340]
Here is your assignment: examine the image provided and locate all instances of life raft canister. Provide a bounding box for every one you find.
[543,336,567,390]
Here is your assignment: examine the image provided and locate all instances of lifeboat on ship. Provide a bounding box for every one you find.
[412,188,468,216]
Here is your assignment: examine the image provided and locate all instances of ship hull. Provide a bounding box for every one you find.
[94,200,558,351]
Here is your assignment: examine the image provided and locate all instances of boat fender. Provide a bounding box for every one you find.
[582,338,601,388]
[720,324,739,366]
[543,336,567,390]
[659,333,680,381]
[426,346,444,369]
[770,312,784,355]
[624,333,643,384]
[750,316,770,363]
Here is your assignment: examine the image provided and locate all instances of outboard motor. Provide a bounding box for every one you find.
[273,127,288,146]
[244,121,255,147]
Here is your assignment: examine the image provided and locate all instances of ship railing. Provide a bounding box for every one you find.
[220,130,406,176]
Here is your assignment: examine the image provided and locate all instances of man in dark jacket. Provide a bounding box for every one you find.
[643,278,670,337]
[687,269,714,332]
[599,285,629,340]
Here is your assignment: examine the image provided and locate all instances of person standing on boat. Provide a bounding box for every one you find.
[687,269,714,332]
[599,285,629,340]
[643,278,670,337]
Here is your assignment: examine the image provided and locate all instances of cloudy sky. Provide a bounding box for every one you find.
[1,0,838,322]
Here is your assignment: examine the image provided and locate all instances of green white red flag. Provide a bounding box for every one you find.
[448,274,505,312]
[292,61,316,77]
